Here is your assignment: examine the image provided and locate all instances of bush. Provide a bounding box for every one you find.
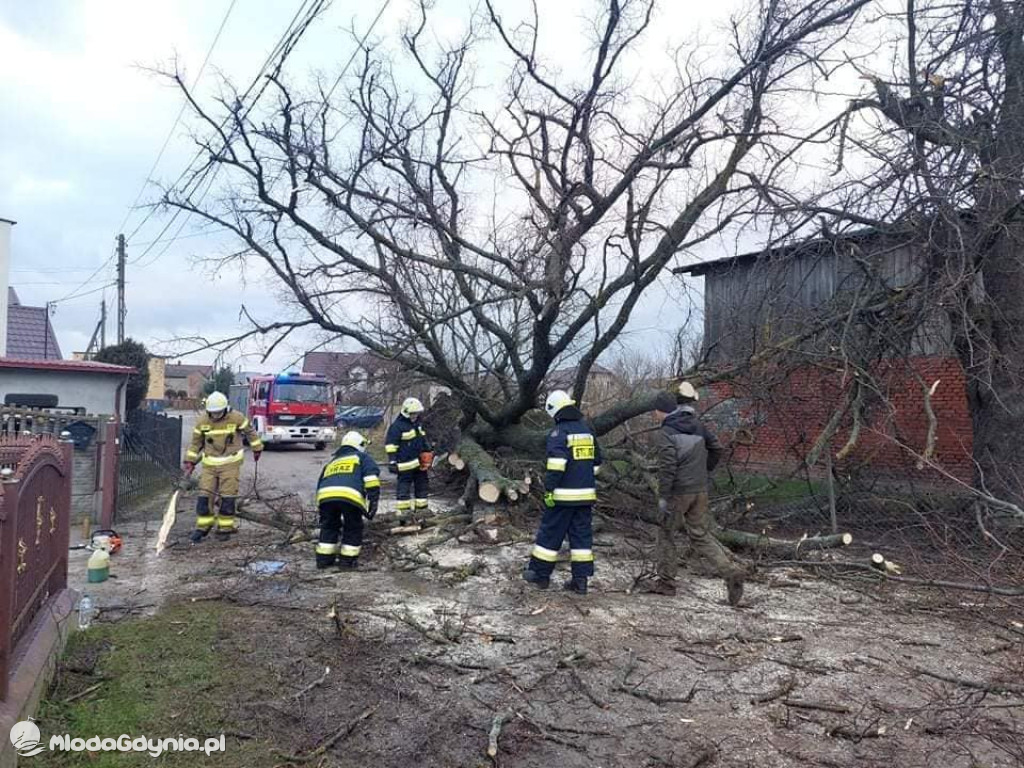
[94,339,150,412]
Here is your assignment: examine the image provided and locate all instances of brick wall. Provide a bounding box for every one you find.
[703,356,974,485]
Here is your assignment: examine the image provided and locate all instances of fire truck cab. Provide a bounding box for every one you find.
[234,372,336,449]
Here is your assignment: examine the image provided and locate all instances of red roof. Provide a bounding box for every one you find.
[0,357,135,375]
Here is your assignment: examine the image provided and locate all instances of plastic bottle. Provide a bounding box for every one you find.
[87,549,110,583]
[78,595,94,630]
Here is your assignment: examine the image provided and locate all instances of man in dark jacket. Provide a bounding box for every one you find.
[651,383,746,605]
[523,390,602,595]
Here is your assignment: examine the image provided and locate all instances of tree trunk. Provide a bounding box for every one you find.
[456,436,516,503]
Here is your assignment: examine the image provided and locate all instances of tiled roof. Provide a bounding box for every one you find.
[303,351,397,380]
[0,358,133,374]
[6,287,62,360]
[165,363,213,378]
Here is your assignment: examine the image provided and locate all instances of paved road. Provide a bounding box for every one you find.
[169,409,331,506]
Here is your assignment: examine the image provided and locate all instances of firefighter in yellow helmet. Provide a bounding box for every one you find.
[183,391,263,542]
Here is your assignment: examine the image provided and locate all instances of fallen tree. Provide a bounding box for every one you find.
[162,0,872,505]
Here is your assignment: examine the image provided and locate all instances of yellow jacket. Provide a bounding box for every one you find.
[186,410,263,466]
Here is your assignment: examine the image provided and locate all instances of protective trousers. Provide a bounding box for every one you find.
[396,469,429,514]
[195,460,242,534]
[528,504,594,578]
[656,492,744,581]
[316,500,364,568]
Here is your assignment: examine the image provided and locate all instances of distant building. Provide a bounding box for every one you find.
[145,357,166,400]
[303,351,403,405]
[164,362,212,399]
[6,287,61,360]
[546,364,619,409]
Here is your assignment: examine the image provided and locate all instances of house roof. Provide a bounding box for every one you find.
[304,351,398,379]
[672,227,885,277]
[165,363,213,378]
[6,287,62,360]
[547,364,615,388]
[0,358,134,375]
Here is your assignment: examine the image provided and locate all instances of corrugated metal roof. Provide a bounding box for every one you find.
[0,358,134,374]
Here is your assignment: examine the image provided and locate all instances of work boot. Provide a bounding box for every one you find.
[316,555,337,570]
[522,567,550,590]
[189,529,208,544]
[214,530,232,542]
[338,557,358,570]
[645,579,677,596]
[726,575,745,607]
[563,577,588,595]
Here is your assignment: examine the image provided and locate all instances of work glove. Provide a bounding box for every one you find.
[364,501,378,521]
[183,461,195,477]
[253,451,262,463]
[388,463,398,475]
[543,492,556,509]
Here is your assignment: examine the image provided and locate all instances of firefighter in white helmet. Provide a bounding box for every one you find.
[385,397,433,516]
[314,431,381,569]
[183,391,263,542]
[523,390,603,595]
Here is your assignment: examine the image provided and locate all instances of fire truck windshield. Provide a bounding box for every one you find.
[273,382,331,404]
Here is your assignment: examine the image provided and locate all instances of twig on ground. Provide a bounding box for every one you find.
[783,699,851,714]
[63,682,104,704]
[751,675,797,704]
[487,710,511,759]
[277,706,377,763]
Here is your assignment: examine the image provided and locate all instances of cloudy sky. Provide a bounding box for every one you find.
[0,0,865,373]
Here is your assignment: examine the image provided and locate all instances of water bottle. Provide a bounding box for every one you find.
[78,595,94,630]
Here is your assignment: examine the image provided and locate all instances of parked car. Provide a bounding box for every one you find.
[335,405,385,429]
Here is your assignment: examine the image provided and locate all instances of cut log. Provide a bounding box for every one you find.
[448,452,466,471]
[715,528,853,557]
[457,436,516,504]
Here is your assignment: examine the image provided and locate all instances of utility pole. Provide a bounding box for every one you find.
[116,233,126,345]
[100,299,107,350]
[44,301,55,359]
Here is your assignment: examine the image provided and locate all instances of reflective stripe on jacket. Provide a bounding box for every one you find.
[315,446,382,510]
[544,406,602,506]
[384,414,431,471]
[186,410,264,465]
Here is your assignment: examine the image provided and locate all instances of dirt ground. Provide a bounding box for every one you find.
[60,445,1024,768]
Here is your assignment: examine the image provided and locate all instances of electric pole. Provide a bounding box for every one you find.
[116,233,126,345]
[100,299,107,350]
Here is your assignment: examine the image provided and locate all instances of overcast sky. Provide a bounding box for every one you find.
[0,0,866,373]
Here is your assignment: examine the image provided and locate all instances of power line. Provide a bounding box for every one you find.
[117,0,240,237]
[126,0,323,256]
[52,281,118,305]
[130,0,392,268]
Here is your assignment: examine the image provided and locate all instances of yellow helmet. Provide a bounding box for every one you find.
[544,390,575,418]
[205,391,229,415]
[401,397,424,418]
[340,431,366,451]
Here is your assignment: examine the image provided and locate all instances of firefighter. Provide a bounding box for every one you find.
[523,390,602,595]
[385,397,433,516]
[314,431,381,569]
[651,383,746,605]
[183,391,263,542]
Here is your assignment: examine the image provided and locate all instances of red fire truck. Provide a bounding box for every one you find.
[229,373,336,449]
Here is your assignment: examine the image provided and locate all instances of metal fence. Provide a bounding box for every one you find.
[117,410,182,507]
[0,434,72,700]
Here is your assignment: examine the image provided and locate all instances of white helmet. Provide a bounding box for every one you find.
[205,391,229,415]
[340,431,366,451]
[677,381,700,402]
[544,390,575,418]
[401,397,424,418]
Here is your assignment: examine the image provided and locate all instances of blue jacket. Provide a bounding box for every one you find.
[316,446,382,511]
[385,414,431,472]
[544,406,602,506]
